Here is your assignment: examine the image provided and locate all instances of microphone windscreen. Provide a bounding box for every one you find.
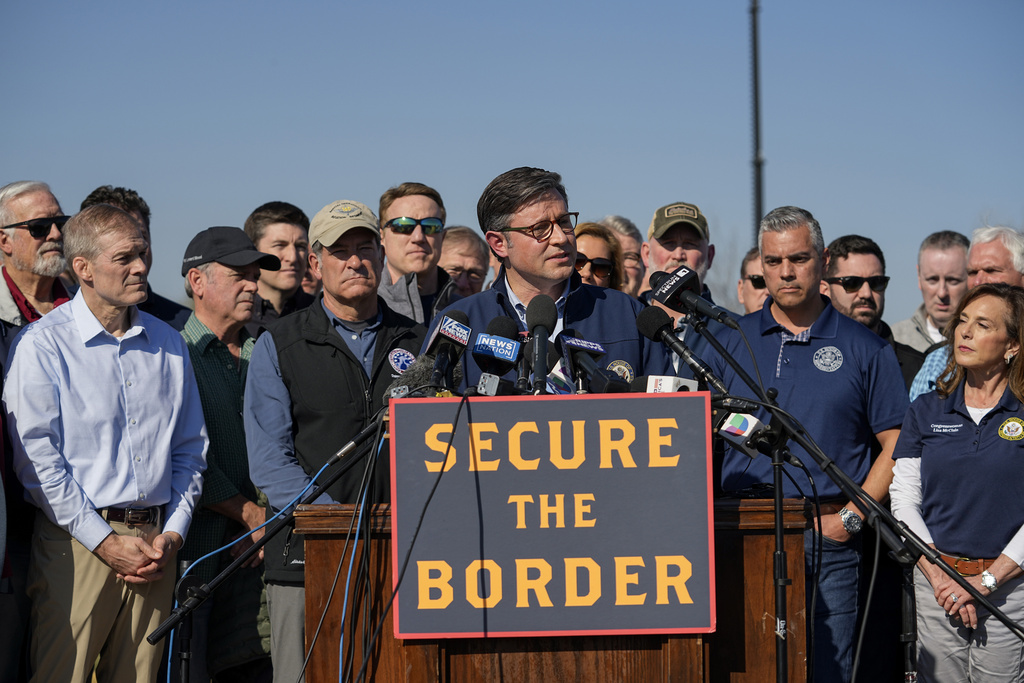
[636,305,673,341]
[648,270,669,291]
[525,295,557,334]
[486,315,520,339]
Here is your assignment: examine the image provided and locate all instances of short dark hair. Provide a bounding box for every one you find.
[918,230,969,264]
[378,182,446,225]
[243,201,309,248]
[80,186,150,230]
[477,167,568,234]
[825,234,886,277]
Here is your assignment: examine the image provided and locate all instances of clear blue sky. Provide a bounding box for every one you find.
[3,0,1021,320]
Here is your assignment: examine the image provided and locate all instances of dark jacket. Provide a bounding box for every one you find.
[262,298,425,583]
[429,270,671,390]
[379,266,461,324]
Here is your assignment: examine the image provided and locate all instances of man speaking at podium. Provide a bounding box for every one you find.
[702,206,908,683]
[244,200,424,683]
[428,167,669,389]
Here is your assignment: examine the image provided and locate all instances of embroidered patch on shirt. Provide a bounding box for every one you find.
[930,423,963,434]
[389,348,416,374]
[606,360,634,383]
[998,417,1024,441]
[812,346,844,372]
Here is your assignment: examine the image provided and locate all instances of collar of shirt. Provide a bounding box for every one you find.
[182,312,253,356]
[3,266,72,322]
[506,279,571,341]
[759,294,839,339]
[70,289,147,346]
[943,381,1022,418]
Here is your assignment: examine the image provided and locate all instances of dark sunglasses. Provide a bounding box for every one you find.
[744,274,767,289]
[384,216,445,235]
[825,275,890,293]
[575,253,613,280]
[1,215,70,238]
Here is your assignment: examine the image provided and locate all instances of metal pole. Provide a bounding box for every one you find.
[751,0,765,240]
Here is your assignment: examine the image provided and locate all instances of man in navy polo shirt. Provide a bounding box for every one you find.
[705,206,909,683]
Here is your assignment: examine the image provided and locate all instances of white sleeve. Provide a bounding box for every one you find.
[889,457,933,545]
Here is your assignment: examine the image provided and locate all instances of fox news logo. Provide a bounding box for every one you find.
[439,316,471,346]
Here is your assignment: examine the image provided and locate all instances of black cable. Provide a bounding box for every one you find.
[349,394,469,683]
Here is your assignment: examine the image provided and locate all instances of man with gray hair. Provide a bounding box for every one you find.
[703,206,908,683]
[909,225,1024,401]
[4,204,208,683]
[0,181,73,362]
[0,180,72,682]
[892,231,970,353]
[599,215,646,298]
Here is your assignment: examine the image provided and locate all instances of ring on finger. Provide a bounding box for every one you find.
[951,594,959,603]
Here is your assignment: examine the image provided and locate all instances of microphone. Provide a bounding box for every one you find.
[472,317,521,377]
[636,306,728,394]
[557,329,629,394]
[648,267,739,329]
[384,353,464,403]
[714,409,768,461]
[423,310,471,390]
[526,295,558,394]
[470,317,524,397]
[629,375,700,393]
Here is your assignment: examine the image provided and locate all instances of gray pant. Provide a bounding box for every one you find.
[915,567,1024,682]
[266,582,305,683]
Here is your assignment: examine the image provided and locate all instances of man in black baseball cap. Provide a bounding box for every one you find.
[171,226,280,679]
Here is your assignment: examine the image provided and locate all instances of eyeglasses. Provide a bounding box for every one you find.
[384,217,445,235]
[574,253,613,280]
[501,212,579,242]
[445,267,487,283]
[824,275,890,293]
[744,274,767,290]
[1,215,70,238]
[623,251,641,266]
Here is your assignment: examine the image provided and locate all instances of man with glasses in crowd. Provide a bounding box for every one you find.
[824,235,924,389]
[0,180,72,682]
[378,182,461,324]
[437,226,490,298]
[737,246,769,314]
[429,166,668,389]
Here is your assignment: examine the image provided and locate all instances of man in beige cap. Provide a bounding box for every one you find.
[244,200,425,683]
[639,201,730,375]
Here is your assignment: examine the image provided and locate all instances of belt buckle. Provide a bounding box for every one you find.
[954,557,973,576]
[123,507,150,527]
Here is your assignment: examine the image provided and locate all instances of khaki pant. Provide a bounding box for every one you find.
[27,510,173,683]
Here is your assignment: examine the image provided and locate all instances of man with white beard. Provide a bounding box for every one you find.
[0,181,72,362]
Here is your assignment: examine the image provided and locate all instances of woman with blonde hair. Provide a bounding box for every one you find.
[573,222,624,291]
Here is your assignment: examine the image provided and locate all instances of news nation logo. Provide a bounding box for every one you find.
[439,316,471,346]
[474,333,520,363]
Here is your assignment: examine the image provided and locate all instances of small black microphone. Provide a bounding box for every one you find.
[525,295,558,394]
[648,266,738,329]
[636,305,728,394]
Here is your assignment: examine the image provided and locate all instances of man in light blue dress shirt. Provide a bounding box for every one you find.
[3,204,208,683]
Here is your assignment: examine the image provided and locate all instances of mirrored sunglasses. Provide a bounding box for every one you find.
[384,217,445,235]
[1,215,70,238]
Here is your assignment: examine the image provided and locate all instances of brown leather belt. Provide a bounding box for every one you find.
[101,506,162,527]
[939,553,997,577]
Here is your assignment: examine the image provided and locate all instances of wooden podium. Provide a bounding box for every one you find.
[295,498,809,682]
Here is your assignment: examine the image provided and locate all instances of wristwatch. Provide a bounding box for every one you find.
[981,570,998,591]
[837,507,863,534]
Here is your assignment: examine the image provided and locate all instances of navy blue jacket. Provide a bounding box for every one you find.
[427,270,672,391]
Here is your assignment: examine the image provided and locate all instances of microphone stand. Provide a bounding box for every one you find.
[685,314,1024,683]
[147,414,387,647]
